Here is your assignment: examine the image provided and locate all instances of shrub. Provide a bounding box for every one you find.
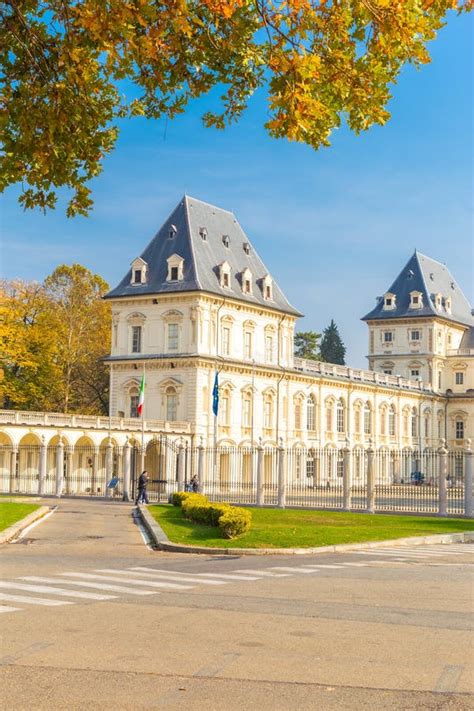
[218,507,252,539]
[171,491,192,507]
[181,493,209,518]
[207,503,231,526]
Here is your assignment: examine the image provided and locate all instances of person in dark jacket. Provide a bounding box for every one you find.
[136,470,149,504]
[190,474,199,493]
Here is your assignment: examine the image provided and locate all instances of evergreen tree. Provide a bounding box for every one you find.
[294,331,321,361]
[320,320,346,365]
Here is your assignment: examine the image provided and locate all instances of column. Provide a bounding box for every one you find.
[256,442,264,506]
[464,441,473,519]
[91,446,99,496]
[277,442,286,509]
[343,444,352,511]
[438,441,448,517]
[38,438,47,496]
[66,448,73,495]
[55,439,64,498]
[366,444,375,513]
[177,441,185,491]
[9,447,18,494]
[123,440,131,502]
[105,439,114,498]
[197,440,205,491]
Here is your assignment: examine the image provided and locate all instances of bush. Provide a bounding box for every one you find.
[176,493,252,539]
[218,507,252,539]
[171,491,192,507]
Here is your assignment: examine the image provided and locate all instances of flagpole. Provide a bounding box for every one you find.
[140,362,145,473]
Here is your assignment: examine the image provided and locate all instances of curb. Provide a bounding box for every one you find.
[137,506,474,555]
[0,505,53,544]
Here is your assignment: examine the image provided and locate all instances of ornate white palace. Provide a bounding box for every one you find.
[0,195,473,497]
[2,195,474,451]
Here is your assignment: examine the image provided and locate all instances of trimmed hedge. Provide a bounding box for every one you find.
[172,491,252,539]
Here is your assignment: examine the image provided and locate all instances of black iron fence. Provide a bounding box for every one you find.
[1,442,472,517]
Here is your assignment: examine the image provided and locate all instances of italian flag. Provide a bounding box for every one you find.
[137,374,145,416]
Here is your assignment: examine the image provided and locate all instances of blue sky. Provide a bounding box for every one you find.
[1,12,472,368]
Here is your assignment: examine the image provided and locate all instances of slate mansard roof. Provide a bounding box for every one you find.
[106,195,302,316]
[362,251,474,328]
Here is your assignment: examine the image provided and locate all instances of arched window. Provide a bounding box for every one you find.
[336,399,345,434]
[380,405,387,436]
[354,403,362,434]
[326,400,334,433]
[403,407,410,437]
[294,399,302,430]
[306,395,316,432]
[364,403,372,435]
[242,389,252,428]
[166,386,178,421]
[388,405,396,437]
[263,392,274,430]
[411,407,418,438]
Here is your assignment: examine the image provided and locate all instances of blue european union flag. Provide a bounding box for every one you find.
[212,371,219,416]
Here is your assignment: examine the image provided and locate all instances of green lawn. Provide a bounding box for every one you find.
[0,502,40,533]
[149,504,474,549]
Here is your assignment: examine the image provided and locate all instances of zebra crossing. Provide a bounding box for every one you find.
[1,544,471,616]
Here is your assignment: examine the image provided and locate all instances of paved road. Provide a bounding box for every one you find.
[1,498,473,710]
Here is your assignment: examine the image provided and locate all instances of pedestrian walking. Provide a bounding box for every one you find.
[136,470,149,504]
[190,474,199,493]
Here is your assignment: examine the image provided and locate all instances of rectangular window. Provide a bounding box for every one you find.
[168,323,179,351]
[166,394,177,421]
[133,269,142,284]
[385,298,392,306]
[223,272,230,288]
[244,279,251,293]
[410,330,421,341]
[411,369,420,378]
[266,286,271,299]
[264,401,272,429]
[336,407,344,433]
[222,327,230,356]
[219,396,229,426]
[170,266,178,281]
[383,369,392,375]
[242,397,251,427]
[383,332,393,343]
[455,421,464,440]
[306,458,315,479]
[455,372,464,385]
[130,395,139,418]
[132,326,142,353]
[265,335,274,363]
[244,331,253,359]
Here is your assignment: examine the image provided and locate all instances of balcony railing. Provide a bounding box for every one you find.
[293,358,433,392]
[0,410,191,433]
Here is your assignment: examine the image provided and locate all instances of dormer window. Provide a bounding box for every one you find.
[434,292,442,310]
[199,227,207,241]
[130,257,148,286]
[241,268,252,295]
[445,296,452,314]
[166,253,184,282]
[383,292,396,310]
[262,274,273,301]
[168,224,177,239]
[219,261,231,288]
[409,290,423,309]
[243,242,250,255]
[222,235,230,248]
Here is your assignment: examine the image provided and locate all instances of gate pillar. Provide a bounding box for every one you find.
[438,441,448,517]
[277,441,286,509]
[366,443,375,513]
[256,442,264,506]
[465,440,473,519]
[123,440,131,502]
[38,437,47,496]
[177,441,185,491]
[55,439,64,498]
[343,443,352,511]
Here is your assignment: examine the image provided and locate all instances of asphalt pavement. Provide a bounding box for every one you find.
[0,498,473,710]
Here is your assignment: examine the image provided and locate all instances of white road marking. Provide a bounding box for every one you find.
[24,577,157,595]
[13,507,56,542]
[303,564,344,570]
[130,567,228,585]
[338,562,368,567]
[192,573,260,581]
[0,605,19,614]
[62,572,194,590]
[233,569,290,577]
[12,580,115,600]
[270,567,318,574]
[0,592,71,606]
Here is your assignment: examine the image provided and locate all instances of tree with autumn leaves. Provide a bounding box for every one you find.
[0,264,111,414]
[1,1,470,216]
